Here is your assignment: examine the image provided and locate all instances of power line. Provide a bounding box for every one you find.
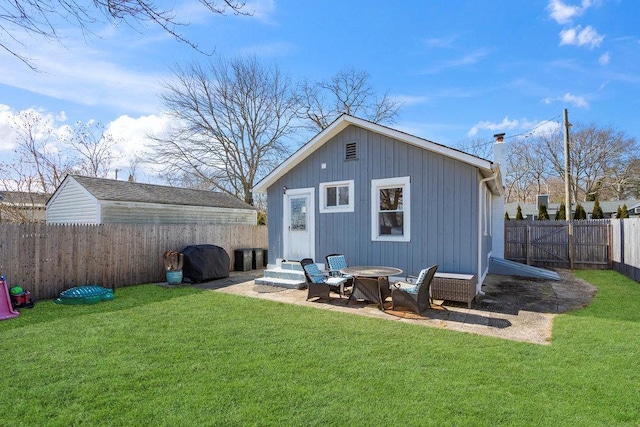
[464,114,564,150]
[504,114,563,141]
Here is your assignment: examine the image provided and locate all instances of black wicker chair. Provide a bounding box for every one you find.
[302,260,346,302]
[391,265,438,315]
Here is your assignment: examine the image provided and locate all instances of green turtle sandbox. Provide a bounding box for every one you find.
[55,285,114,305]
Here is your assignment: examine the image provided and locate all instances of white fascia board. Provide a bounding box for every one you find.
[46,175,97,207]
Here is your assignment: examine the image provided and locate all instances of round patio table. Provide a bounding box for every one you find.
[341,266,403,310]
[340,266,403,278]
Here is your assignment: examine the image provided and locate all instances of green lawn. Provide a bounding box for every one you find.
[1,270,639,426]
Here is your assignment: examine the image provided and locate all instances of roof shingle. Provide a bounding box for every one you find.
[70,175,255,210]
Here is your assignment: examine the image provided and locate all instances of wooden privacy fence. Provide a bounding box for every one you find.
[504,220,611,269]
[0,223,267,300]
[611,218,640,282]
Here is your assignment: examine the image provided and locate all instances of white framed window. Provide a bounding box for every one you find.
[371,176,410,242]
[319,180,354,213]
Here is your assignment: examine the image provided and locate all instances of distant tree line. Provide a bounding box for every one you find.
[505,200,630,221]
[501,124,640,204]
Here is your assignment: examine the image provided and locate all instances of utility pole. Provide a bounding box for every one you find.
[564,108,574,269]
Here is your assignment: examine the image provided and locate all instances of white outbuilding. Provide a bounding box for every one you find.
[46,175,257,225]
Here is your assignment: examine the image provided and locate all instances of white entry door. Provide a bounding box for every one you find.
[283,188,315,261]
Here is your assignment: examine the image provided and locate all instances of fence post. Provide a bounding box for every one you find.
[568,220,574,269]
[526,224,531,266]
[607,222,613,269]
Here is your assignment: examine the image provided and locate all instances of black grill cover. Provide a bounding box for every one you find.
[181,244,230,283]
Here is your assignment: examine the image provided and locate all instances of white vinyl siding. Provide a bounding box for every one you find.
[46,180,99,224]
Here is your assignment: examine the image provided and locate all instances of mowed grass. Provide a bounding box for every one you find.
[1,270,640,426]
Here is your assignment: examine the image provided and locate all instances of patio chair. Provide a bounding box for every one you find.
[302,261,347,302]
[391,265,438,315]
[325,254,354,293]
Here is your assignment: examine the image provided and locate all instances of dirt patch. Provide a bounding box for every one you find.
[472,269,597,315]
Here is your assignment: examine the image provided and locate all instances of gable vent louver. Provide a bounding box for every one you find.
[345,142,357,160]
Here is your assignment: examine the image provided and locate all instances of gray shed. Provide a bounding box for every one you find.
[46,175,257,225]
[253,114,505,290]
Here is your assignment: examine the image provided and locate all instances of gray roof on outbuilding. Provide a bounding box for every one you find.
[0,191,50,206]
[67,175,255,210]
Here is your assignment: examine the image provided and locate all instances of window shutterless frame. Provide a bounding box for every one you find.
[371,176,410,242]
[319,180,354,213]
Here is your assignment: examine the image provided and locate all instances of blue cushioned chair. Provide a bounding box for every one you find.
[391,265,438,315]
[325,254,354,294]
[302,261,347,302]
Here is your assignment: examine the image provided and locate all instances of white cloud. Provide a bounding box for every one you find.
[245,0,277,23]
[468,116,562,139]
[448,48,492,67]
[547,0,597,24]
[467,116,520,137]
[0,105,69,152]
[0,105,19,151]
[0,30,167,115]
[106,113,174,172]
[423,35,459,49]
[599,51,610,65]
[548,0,583,24]
[528,120,562,137]
[422,48,492,74]
[1,105,175,183]
[559,25,604,49]
[543,92,589,108]
[389,95,429,107]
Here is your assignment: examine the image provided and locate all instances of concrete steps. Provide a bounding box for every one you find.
[254,261,308,290]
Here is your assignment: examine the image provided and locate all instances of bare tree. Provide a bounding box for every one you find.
[300,68,402,131]
[455,137,494,160]
[1,112,120,196]
[64,121,118,178]
[0,110,72,194]
[150,56,300,205]
[1,0,247,69]
[539,123,637,202]
[606,156,640,199]
[503,141,535,203]
[500,123,638,203]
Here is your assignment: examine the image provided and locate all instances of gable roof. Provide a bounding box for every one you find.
[253,114,501,194]
[0,191,50,207]
[48,175,255,210]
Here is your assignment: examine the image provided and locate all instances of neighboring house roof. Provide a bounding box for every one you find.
[0,191,50,206]
[505,200,638,218]
[0,191,49,222]
[253,114,503,195]
[47,175,255,210]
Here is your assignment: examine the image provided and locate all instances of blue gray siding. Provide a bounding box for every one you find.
[267,125,482,276]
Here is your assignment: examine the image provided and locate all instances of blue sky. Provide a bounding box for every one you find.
[1,0,639,182]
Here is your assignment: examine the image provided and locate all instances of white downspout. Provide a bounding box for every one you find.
[477,174,497,295]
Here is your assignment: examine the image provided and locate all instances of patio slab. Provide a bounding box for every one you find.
[193,269,596,346]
